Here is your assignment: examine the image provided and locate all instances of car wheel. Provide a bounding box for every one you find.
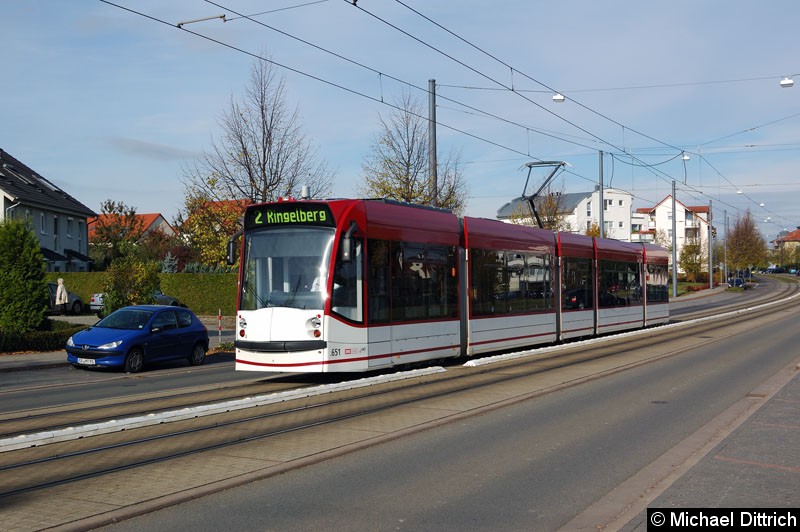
[72,301,83,314]
[189,343,206,366]
[124,348,144,373]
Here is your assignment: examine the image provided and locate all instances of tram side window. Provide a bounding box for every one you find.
[331,237,363,323]
[598,260,641,308]
[470,249,505,316]
[470,249,553,316]
[522,253,553,312]
[367,239,457,323]
[646,263,669,302]
[562,257,593,310]
[394,242,457,321]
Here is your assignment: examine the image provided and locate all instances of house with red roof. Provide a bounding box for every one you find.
[88,213,176,242]
[630,195,711,274]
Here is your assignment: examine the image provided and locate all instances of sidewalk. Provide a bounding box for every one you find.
[618,359,800,530]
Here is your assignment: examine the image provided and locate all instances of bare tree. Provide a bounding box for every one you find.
[183,56,334,205]
[358,90,468,215]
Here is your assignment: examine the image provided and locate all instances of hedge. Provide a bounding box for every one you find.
[0,321,85,353]
[44,272,238,316]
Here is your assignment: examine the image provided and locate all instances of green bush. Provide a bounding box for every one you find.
[0,320,85,353]
[0,220,49,333]
[102,256,161,315]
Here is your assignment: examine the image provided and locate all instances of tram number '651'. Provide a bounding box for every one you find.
[331,348,342,357]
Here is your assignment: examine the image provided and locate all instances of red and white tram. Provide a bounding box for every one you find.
[227,198,669,372]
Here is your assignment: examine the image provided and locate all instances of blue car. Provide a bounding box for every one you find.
[66,305,209,373]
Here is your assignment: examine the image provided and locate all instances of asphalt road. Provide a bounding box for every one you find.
[95,290,800,531]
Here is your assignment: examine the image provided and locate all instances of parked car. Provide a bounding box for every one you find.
[66,305,209,373]
[89,293,104,315]
[46,282,84,314]
[89,290,182,316]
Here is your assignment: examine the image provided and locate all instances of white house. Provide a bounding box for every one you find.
[634,195,711,273]
[497,189,713,275]
[496,187,634,241]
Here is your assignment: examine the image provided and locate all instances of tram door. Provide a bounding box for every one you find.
[328,236,369,367]
[366,239,392,368]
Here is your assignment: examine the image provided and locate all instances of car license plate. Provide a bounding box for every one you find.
[77,358,95,365]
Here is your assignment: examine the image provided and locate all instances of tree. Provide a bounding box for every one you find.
[652,229,670,248]
[506,191,571,231]
[136,228,191,270]
[89,199,145,268]
[101,256,160,316]
[726,210,767,272]
[0,219,48,333]
[182,55,334,205]
[679,235,706,282]
[179,196,248,267]
[358,90,468,215]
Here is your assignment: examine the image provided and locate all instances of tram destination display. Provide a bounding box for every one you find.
[245,202,335,229]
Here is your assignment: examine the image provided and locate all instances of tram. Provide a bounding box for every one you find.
[226,198,669,372]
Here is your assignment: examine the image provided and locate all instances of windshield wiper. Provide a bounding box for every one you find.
[243,281,272,309]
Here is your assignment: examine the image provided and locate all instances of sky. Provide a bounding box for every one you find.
[3,0,799,243]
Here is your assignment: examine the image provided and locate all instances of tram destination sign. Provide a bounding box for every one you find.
[245,202,335,229]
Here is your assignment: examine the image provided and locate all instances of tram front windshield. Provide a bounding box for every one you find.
[240,227,334,311]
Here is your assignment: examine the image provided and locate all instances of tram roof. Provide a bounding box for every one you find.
[463,217,556,253]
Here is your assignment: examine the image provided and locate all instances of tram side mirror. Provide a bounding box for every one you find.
[340,221,358,263]
[226,230,242,266]
[340,236,352,263]
[226,240,237,265]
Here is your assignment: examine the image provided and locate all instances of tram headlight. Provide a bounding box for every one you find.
[238,316,247,338]
[308,315,322,338]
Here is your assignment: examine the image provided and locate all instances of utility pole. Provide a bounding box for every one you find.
[724,210,728,284]
[672,180,678,298]
[599,151,604,238]
[708,200,713,288]
[428,79,438,207]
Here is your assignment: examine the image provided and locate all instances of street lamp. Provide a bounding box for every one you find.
[552,93,565,103]
[780,76,794,88]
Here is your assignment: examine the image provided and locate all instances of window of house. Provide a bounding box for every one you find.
[53,216,59,249]
[586,202,592,216]
[618,221,624,228]
[618,200,624,206]
[78,220,85,252]
[67,218,74,238]
[40,213,47,234]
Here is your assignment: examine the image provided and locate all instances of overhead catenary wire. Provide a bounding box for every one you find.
[97,0,797,232]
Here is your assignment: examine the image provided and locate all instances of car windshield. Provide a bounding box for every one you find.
[96,309,154,330]
[240,226,334,311]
